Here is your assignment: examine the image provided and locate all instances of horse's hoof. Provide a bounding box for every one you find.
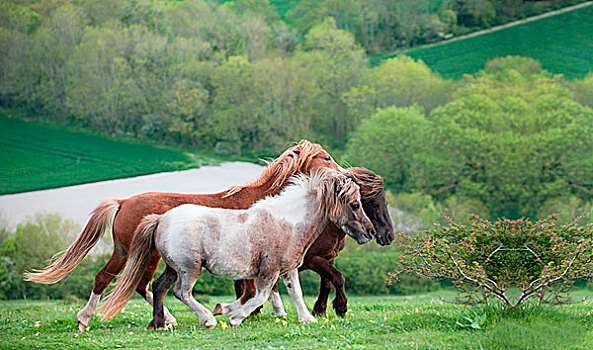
[229,317,243,327]
[333,298,348,317]
[336,308,347,317]
[204,321,217,329]
[334,306,347,317]
[300,315,317,324]
[273,309,287,318]
[148,320,167,330]
[312,305,327,317]
[78,321,87,332]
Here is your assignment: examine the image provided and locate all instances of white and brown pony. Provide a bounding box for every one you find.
[24,140,339,331]
[100,170,375,328]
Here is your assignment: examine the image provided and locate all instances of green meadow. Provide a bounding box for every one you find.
[0,112,218,195]
[373,5,593,79]
[2,292,593,349]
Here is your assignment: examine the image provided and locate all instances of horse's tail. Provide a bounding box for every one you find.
[100,214,160,320]
[24,199,121,284]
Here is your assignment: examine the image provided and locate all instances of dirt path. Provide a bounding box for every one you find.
[0,162,264,230]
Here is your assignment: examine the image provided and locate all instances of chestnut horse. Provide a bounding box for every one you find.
[100,170,375,328]
[24,140,339,331]
[235,167,394,317]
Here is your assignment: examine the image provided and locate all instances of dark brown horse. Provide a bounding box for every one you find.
[25,140,339,331]
[235,167,394,317]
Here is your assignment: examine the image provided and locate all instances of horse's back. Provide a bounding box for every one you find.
[156,204,256,279]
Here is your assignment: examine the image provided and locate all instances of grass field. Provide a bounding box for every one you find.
[2,292,593,349]
[0,111,220,195]
[372,5,593,79]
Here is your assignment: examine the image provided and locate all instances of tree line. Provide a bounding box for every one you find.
[281,0,584,55]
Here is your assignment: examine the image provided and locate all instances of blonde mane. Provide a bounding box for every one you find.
[224,140,325,196]
[315,170,360,219]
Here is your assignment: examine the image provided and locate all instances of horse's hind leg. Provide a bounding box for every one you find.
[77,242,126,331]
[239,279,261,316]
[148,265,177,330]
[172,265,216,329]
[136,252,177,326]
[283,269,316,324]
[234,279,245,300]
[270,281,287,317]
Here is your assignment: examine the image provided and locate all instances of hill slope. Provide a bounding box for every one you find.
[373,4,593,79]
[0,113,204,194]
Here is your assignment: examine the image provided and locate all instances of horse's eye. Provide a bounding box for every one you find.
[324,157,331,162]
[350,203,360,210]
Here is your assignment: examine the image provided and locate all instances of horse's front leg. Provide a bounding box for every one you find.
[308,256,348,317]
[227,272,279,327]
[312,275,332,316]
[283,269,317,323]
[216,280,286,318]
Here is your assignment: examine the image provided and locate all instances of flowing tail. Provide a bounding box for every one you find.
[24,199,120,284]
[99,214,160,320]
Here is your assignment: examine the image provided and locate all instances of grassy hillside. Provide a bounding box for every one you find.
[0,112,213,194]
[373,4,593,79]
[2,292,593,349]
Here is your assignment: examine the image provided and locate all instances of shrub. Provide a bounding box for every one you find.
[0,213,110,300]
[391,216,593,308]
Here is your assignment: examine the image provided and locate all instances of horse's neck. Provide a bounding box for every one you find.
[259,187,320,226]
[261,188,328,254]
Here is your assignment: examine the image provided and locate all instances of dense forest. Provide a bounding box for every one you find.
[213,0,585,55]
[1,0,593,220]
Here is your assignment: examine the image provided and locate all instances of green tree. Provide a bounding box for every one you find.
[345,55,454,119]
[0,214,77,299]
[66,25,132,133]
[454,0,496,28]
[430,57,593,218]
[344,105,462,194]
[297,17,367,146]
[210,55,318,155]
[568,73,593,109]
